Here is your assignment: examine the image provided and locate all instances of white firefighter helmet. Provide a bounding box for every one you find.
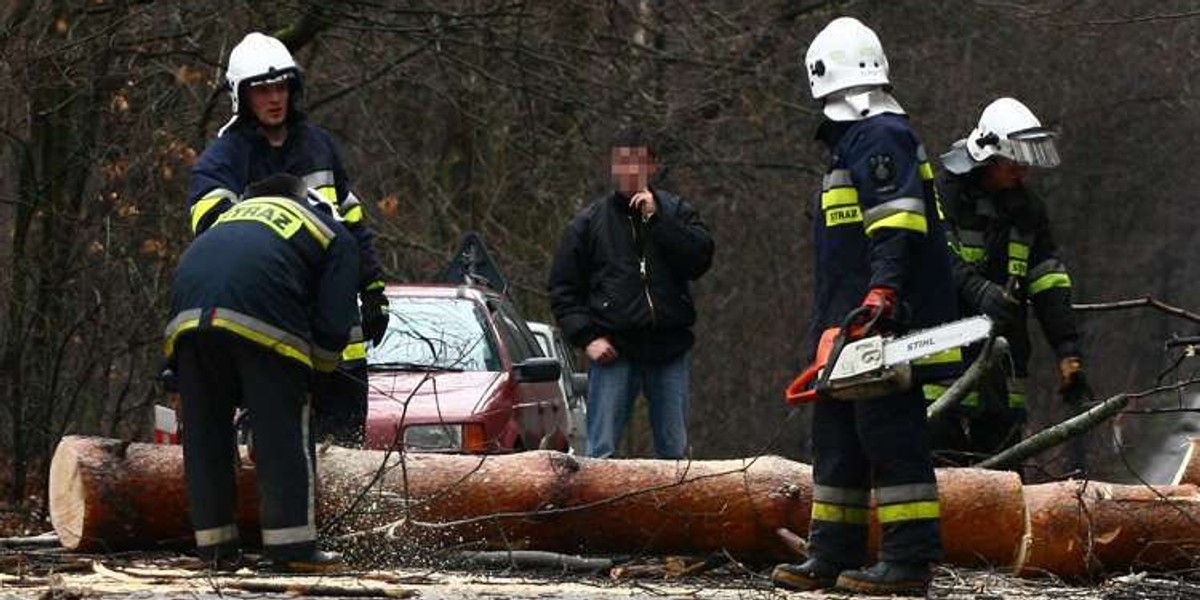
[965,97,1060,168]
[217,32,302,136]
[804,17,890,101]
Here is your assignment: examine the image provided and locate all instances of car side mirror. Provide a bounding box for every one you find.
[514,357,561,383]
[570,372,588,395]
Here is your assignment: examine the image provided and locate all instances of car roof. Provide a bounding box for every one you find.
[384,283,503,304]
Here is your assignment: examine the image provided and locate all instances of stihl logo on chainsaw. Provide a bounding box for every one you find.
[786,315,993,404]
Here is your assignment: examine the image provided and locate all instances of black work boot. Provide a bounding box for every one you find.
[771,557,851,591]
[259,549,345,574]
[835,561,933,595]
[196,542,245,572]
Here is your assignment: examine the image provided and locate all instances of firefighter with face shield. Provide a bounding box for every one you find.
[187,33,390,447]
[929,98,1090,468]
[771,17,960,595]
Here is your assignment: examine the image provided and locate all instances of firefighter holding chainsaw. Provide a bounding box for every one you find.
[929,97,1090,464]
[772,17,964,595]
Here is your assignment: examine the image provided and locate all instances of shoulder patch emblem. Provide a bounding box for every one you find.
[869,153,895,185]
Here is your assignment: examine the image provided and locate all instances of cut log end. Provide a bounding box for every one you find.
[48,437,87,550]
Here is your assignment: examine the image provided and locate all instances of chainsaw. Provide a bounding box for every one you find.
[786,310,993,404]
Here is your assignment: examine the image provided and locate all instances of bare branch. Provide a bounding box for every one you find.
[1073,296,1200,326]
[976,377,1200,470]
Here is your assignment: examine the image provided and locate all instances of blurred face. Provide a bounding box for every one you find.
[610,146,657,195]
[246,81,289,128]
[981,157,1027,192]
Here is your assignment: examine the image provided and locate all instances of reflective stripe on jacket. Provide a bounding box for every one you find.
[165,194,360,372]
[188,119,386,294]
[810,113,962,382]
[938,172,1082,365]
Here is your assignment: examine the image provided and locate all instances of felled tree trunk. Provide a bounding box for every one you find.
[60,435,1179,577]
[1022,480,1200,577]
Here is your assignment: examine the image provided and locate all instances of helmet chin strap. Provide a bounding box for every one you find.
[216,114,239,138]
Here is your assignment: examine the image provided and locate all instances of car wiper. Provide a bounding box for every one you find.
[369,361,465,372]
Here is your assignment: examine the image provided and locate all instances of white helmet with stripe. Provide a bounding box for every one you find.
[804,17,903,121]
[218,32,303,136]
[805,17,890,100]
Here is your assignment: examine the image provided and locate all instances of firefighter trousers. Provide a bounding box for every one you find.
[808,386,943,566]
[176,331,318,561]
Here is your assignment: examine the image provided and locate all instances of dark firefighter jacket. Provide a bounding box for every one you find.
[809,113,961,382]
[188,119,385,298]
[548,189,714,363]
[938,171,1081,374]
[164,193,361,373]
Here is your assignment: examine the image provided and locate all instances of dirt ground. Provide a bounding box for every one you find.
[0,548,1175,600]
[0,511,1186,600]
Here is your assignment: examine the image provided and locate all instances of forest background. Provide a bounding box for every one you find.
[2,0,1198,505]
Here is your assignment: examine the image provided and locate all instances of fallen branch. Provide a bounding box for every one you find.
[773,527,807,558]
[976,377,1200,469]
[608,554,728,580]
[0,573,50,587]
[224,579,417,598]
[928,336,1009,420]
[453,550,615,572]
[0,532,60,549]
[1073,295,1200,325]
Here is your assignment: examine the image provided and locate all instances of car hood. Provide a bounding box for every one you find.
[367,370,502,420]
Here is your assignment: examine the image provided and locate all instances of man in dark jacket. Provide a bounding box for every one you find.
[771,17,959,596]
[548,126,714,459]
[187,32,388,446]
[165,174,359,571]
[930,97,1089,465]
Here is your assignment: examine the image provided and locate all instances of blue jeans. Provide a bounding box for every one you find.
[586,351,691,459]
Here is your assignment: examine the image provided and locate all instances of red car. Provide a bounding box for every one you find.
[364,284,570,453]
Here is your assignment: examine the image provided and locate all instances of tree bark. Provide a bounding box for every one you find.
[54,436,1200,577]
[49,436,1026,567]
[1022,480,1200,577]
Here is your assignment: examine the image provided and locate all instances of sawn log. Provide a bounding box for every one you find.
[48,435,1200,578]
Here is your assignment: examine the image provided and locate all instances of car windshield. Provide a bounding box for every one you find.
[368,296,501,372]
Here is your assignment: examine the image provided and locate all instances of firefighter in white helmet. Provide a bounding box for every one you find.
[930,98,1089,470]
[184,32,393,570]
[772,17,954,595]
[187,32,390,452]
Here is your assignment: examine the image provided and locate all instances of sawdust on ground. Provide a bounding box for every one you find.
[0,561,1145,600]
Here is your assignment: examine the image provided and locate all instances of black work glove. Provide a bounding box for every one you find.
[360,290,390,346]
[967,279,1021,331]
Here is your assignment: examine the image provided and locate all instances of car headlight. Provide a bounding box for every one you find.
[402,423,488,453]
[403,424,462,452]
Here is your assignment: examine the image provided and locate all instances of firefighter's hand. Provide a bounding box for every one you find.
[360,290,390,346]
[629,190,656,219]
[974,280,1021,329]
[1059,357,1093,401]
[586,337,619,365]
[850,286,896,338]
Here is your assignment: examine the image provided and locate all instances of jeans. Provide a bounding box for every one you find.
[586,351,691,459]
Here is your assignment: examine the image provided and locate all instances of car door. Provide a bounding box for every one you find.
[494,304,565,448]
[551,327,587,454]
